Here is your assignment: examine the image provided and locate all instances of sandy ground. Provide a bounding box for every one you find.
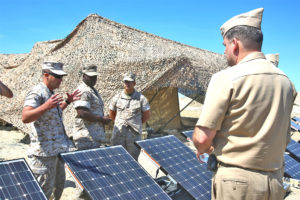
[0,95,299,199]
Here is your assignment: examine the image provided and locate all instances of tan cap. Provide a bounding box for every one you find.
[123,72,136,82]
[266,53,279,67]
[42,62,67,75]
[82,65,99,76]
[220,8,264,37]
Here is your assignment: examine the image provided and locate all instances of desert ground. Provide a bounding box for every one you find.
[0,95,299,199]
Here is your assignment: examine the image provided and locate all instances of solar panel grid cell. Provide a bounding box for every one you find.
[0,159,47,200]
[284,154,300,180]
[136,135,212,200]
[60,146,171,200]
[286,139,300,158]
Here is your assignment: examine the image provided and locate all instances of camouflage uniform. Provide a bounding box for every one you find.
[109,90,150,160]
[72,82,106,150]
[24,82,74,199]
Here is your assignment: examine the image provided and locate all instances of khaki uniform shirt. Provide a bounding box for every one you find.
[72,82,105,144]
[109,90,150,134]
[197,52,297,171]
[24,82,73,157]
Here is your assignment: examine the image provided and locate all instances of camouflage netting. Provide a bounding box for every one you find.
[0,14,227,136]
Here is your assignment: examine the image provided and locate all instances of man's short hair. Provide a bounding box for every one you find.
[225,25,263,51]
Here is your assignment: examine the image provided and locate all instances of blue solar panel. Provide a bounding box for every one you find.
[0,159,47,200]
[136,135,212,200]
[291,120,300,131]
[60,146,171,200]
[181,130,193,141]
[284,154,300,180]
[286,139,300,159]
[293,116,300,123]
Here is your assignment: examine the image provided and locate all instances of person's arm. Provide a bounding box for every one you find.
[60,89,81,110]
[76,107,111,124]
[142,110,150,123]
[192,126,216,157]
[0,81,13,98]
[22,93,62,123]
[109,110,116,121]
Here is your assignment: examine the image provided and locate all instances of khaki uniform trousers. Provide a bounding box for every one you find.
[27,155,66,200]
[111,126,141,160]
[212,165,285,200]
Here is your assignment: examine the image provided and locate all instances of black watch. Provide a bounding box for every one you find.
[65,99,71,105]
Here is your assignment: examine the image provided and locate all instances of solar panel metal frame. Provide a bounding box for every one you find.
[60,146,171,200]
[136,135,212,200]
[284,154,300,180]
[292,116,300,123]
[0,158,47,200]
[181,130,194,142]
[291,120,300,131]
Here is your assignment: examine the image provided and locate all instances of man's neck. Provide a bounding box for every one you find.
[237,50,261,64]
[124,89,134,95]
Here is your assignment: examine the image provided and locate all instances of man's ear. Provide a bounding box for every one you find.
[232,38,239,55]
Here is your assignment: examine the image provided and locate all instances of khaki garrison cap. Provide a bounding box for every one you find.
[220,8,264,37]
[266,53,279,67]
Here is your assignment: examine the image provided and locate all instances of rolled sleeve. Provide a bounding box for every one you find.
[74,92,90,109]
[109,95,118,111]
[24,92,41,108]
[141,95,150,112]
[196,72,232,130]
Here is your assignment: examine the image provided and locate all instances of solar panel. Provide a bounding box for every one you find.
[60,146,171,200]
[136,135,212,200]
[291,120,300,131]
[181,130,193,141]
[0,159,47,200]
[286,139,300,159]
[293,116,300,123]
[284,154,300,180]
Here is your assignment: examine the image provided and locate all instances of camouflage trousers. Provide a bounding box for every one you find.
[111,125,141,160]
[27,155,66,200]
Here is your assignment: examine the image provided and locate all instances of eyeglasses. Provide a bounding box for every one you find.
[48,72,64,79]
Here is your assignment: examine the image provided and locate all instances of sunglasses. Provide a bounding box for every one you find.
[48,72,64,79]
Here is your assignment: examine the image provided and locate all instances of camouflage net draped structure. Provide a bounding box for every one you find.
[0,14,227,136]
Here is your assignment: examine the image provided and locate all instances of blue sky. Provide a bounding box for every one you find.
[1,0,299,91]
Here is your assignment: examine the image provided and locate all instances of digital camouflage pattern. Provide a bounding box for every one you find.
[72,82,105,150]
[109,90,150,134]
[24,82,74,156]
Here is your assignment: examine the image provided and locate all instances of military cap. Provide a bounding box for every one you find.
[123,72,136,82]
[266,53,279,67]
[82,65,99,76]
[220,8,264,37]
[42,62,67,75]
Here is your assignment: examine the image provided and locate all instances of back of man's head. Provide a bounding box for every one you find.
[225,26,263,51]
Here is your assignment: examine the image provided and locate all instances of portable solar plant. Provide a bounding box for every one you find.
[136,135,212,200]
[0,159,47,200]
[60,146,171,200]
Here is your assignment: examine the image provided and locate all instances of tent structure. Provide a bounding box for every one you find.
[0,14,227,139]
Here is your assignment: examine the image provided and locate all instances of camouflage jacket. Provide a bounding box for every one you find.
[109,90,150,134]
[72,82,105,144]
[24,82,74,157]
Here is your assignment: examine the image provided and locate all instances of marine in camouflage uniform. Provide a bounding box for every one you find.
[109,72,150,160]
[72,65,111,150]
[22,62,81,200]
[71,65,111,200]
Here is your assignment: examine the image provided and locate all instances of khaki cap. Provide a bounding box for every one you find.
[123,72,136,82]
[266,53,279,67]
[42,62,67,75]
[82,65,99,76]
[220,8,264,37]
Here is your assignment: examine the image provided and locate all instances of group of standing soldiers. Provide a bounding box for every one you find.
[20,62,150,200]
